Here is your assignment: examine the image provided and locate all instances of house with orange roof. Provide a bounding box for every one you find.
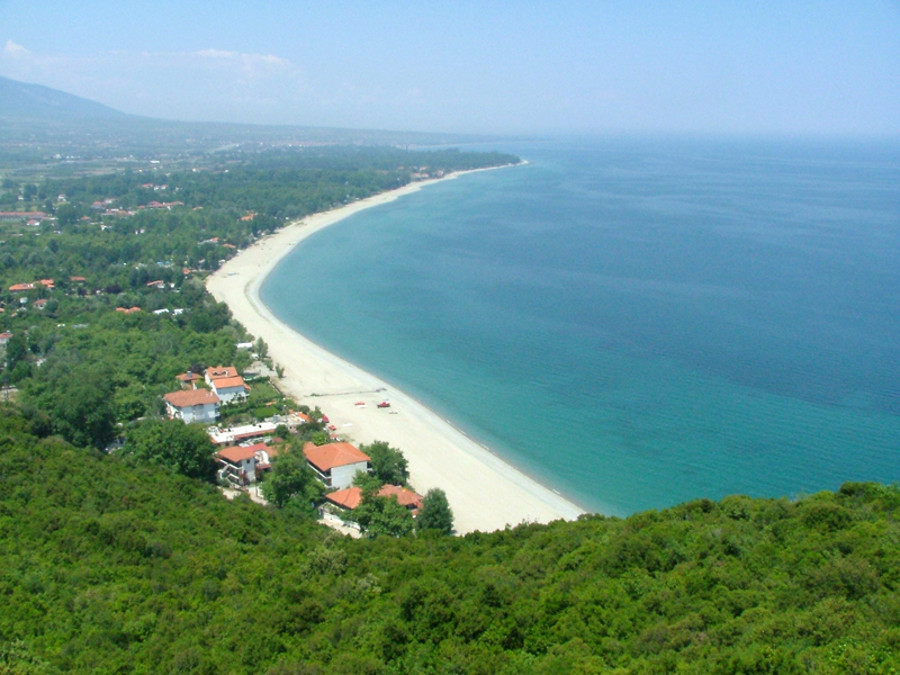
[175,371,201,389]
[303,441,371,489]
[205,365,249,403]
[8,283,35,293]
[0,332,12,345]
[216,442,271,485]
[325,484,424,514]
[163,388,220,424]
[38,279,54,289]
[210,375,250,403]
[205,365,238,383]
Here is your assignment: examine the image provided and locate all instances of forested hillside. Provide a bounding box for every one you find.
[0,411,896,673]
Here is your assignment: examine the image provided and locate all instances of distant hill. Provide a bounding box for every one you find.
[0,75,129,121]
[0,75,511,175]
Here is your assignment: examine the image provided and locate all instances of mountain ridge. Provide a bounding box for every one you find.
[0,75,129,121]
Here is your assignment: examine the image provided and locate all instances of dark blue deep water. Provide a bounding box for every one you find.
[262,137,900,515]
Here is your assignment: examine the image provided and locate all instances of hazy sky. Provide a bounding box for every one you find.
[1,1,898,136]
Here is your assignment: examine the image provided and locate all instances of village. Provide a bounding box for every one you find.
[164,361,429,537]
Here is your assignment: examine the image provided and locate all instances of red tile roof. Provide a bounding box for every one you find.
[164,389,220,408]
[378,484,424,510]
[326,486,363,510]
[211,376,248,391]
[206,365,238,380]
[325,484,424,511]
[217,443,266,464]
[8,283,35,292]
[303,441,370,472]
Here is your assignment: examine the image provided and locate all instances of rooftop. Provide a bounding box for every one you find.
[303,441,370,472]
[164,389,220,408]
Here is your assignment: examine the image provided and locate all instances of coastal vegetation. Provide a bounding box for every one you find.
[0,410,896,672]
[0,136,895,671]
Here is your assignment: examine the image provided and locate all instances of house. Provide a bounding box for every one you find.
[378,484,425,513]
[205,365,238,383]
[163,388,219,424]
[208,421,278,446]
[210,375,250,403]
[205,365,249,403]
[325,484,424,514]
[146,280,165,290]
[0,332,12,345]
[216,442,270,485]
[8,283,35,293]
[175,371,201,389]
[303,441,370,489]
[325,486,364,510]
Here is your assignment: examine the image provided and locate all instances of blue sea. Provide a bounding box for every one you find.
[261,136,900,516]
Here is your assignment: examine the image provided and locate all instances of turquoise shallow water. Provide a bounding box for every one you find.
[261,137,900,516]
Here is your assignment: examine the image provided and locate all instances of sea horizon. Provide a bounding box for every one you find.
[261,135,900,516]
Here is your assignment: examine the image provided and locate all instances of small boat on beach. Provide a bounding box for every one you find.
[377,401,391,408]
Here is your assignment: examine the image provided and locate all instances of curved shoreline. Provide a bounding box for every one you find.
[207,167,586,533]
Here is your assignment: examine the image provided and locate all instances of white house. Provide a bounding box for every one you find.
[205,365,249,403]
[210,375,250,403]
[302,441,371,490]
[163,389,220,424]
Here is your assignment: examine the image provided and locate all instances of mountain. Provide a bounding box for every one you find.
[0,75,129,121]
[0,76,509,175]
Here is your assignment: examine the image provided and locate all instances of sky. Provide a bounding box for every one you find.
[1,1,898,137]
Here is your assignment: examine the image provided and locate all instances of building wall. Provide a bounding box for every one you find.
[214,386,247,404]
[331,461,369,490]
[177,402,219,424]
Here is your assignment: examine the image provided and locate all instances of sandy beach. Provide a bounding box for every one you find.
[206,169,586,534]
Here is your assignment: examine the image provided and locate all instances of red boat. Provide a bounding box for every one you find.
[377,401,391,408]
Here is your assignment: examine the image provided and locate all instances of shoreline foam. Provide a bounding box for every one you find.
[206,167,586,533]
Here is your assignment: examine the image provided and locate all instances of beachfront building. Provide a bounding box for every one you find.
[205,365,250,403]
[163,389,220,424]
[326,484,424,514]
[208,421,279,446]
[303,441,371,490]
[216,442,279,485]
[210,376,250,403]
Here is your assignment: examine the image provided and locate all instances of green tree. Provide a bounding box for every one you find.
[28,362,118,449]
[417,488,454,535]
[4,333,28,371]
[362,440,409,485]
[261,449,324,517]
[355,494,415,538]
[124,418,217,481]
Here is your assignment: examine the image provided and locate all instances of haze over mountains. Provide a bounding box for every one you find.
[0,75,496,173]
[0,75,128,121]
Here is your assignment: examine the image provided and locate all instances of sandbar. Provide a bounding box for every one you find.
[206,168,586,533]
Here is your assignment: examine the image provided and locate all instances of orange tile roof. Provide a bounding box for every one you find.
[326,486,363,510]
[164,389,219,408]
[206,365,238,380]
[378,484,424,510]
[217,443,266,464]
[211,376,248,391]
[8,283,35,292]
[303,441,370,472]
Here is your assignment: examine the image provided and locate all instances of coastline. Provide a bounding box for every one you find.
[206,167,586,533]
